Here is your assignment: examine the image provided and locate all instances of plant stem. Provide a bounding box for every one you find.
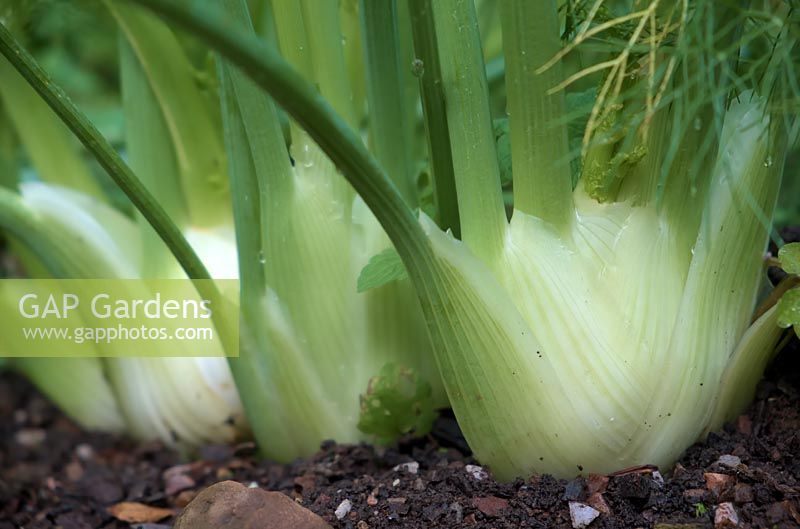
[299,0,357,130]
[500,0,572,226]
[0,56,104,199]
[407,0,461,237]
[124,0,434,278]
[0,21,211,283]
[360,0,416,205]
[431,0,506,262]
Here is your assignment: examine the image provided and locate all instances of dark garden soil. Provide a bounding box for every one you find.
[0,336,797,529]
[1,227,799,529]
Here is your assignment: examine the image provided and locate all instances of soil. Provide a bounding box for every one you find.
[0,336,797,529]
[1,228,799,529]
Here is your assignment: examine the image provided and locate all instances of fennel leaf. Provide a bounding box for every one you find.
[778,243,800,275]
[357,248,408,293]
[776,289,800,338]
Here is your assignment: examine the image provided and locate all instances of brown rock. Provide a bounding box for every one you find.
[173,481,331,529]
[733,483,753,504]
[64,461,83,482]
[714,502,738,529]
[586,474,609,495]
[366,491,378,506]
[587,492,611,515]
[704,473,735,499]
[293,474,316,495]
[471,496,509,517]
[736,415,751,435]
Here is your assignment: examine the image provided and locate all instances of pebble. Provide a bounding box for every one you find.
[586,492,610,515]
[472,496,509,517]
[586,474,609,495]
[716,455,741,468]
[704,473,735,499]
[392,461,419,474]
[736,415,752,435]
[714,502,738,529]
[15,428,45,447]
[64,461,83,482]
[173,481,330,529]
[449,502,463,523]
[652,471,665,487]
[564,478,585,501]
[334,499,352,520]
[75,443,94,461]
[569,501,600,529]
[465,464,488,481]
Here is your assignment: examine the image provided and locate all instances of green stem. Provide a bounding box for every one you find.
[0,21,211,282]
[124,0,433,277]
[0,56,104,199]
[431,0,506,262]
[360,0,416,205]
[300,0,357,130]
[269,0,350,208]
[407,0,460,237]
[500,0,572,225]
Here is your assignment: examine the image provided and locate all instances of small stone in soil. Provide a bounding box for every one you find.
[586,492,611,515]
[714,502,738,529]
[471,496,509,517]
[334,499,352,520]
[564,478,585,501]
[716,455,741,468]
[586,474,609,495]
[569,501,600,529]
[14,428,45,447]
[464,464,488,481]
[704,472,735,499]
[392,461,419,474]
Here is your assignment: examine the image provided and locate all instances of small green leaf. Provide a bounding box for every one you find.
[357,248,408,293]
[778,243,800,275]
[776,288,800,329]
[357,363,436,444]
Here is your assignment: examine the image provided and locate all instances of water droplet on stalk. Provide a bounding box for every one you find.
[693,117,702,130]
[764,156,773,167]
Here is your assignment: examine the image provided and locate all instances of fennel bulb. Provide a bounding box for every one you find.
[10,182,246,447]
[216,0,444,461]
[129,0,796,479]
